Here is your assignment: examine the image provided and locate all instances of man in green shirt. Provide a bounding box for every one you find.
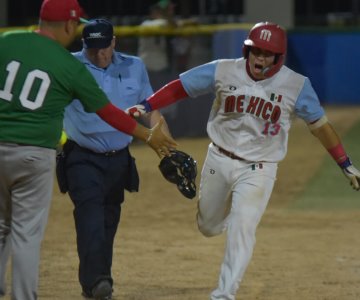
[0,1,176,299]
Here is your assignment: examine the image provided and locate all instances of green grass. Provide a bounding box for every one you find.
[291,121,360,210]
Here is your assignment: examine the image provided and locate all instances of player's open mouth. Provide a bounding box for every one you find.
[254,63,263,71]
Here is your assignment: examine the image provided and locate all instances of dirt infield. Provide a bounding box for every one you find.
[4,107,360,300]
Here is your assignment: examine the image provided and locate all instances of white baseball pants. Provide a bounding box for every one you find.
[197,143,277,300]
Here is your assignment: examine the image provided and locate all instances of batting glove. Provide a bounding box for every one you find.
[125,100,152,118]
[339,158,360,191]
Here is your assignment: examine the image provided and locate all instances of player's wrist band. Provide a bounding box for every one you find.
[338,157,352,169]
[140,100,152,112]
[327,143,350,168]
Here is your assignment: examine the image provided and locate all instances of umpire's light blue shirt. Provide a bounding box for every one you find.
[64,50,153,153]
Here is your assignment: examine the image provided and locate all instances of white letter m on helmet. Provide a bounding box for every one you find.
[259,29,272,41]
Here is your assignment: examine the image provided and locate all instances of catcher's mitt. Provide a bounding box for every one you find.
[159,150,197,199]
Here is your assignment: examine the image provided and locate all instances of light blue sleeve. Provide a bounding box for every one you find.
[294,78,325,123]
[138,58,154,102]
[179,60,218,97]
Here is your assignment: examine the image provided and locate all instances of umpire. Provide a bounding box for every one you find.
[59,19,170,300]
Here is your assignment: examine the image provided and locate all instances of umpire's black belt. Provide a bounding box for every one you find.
[213,142,245,161]
[67,140,128,157]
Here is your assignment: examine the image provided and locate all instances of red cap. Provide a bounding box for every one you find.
[40,0,85,22]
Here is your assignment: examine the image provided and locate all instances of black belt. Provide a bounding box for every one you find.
[102,149,126,157]
[67,140,127,157]
[213,143,245,161]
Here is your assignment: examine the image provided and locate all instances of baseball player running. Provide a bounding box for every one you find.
[127,22,360,300]
[0,0,176,299]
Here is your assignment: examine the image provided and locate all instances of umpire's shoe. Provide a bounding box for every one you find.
[92,279,112,300]
[82,279,112,300]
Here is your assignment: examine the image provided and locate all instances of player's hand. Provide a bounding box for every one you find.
[340,159,360,190]
[126,100,152,118]
[125,104,147,118]
[147,117,178,158]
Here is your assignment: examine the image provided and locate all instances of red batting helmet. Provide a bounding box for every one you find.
[242,22,287,78]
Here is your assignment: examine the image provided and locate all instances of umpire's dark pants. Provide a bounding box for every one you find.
[64,141,131,295]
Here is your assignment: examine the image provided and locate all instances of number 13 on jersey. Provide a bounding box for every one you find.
[262,122,281,136]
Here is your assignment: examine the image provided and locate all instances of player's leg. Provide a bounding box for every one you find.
[210,162,277,300]
[197,144,234,237]
[0,235,10,297]
[9,145,55,300]
[102,153,129,281]
[0,144,12,297]
[66,148,113,296]
[0,203,11,297]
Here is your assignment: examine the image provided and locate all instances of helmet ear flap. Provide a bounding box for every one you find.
[263,53,285,77]
[242,45,250,59]
[273,54,280,64]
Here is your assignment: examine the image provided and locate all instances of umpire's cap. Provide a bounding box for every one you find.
[83,19,114,49]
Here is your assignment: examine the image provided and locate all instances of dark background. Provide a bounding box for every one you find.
[7,0,360,27]
[4,0,360,137]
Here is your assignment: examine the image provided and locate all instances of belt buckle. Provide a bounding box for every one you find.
[104,150,117,157]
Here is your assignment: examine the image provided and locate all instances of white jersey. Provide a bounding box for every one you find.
[180,58,324,162]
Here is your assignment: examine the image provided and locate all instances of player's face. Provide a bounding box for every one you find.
[85,38,115,68]
[248,47,276,80]
[64,20,81,47]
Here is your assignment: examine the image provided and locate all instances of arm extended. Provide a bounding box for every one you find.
[309,117,360,190]
[96,103,177,157]
[126,79,189,117]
